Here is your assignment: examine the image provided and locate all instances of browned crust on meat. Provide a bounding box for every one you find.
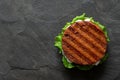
[62,21,107,65]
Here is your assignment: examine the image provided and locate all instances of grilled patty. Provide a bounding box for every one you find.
[62,21,107,65]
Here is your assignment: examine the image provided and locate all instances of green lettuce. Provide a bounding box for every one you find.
[54,13,110,70]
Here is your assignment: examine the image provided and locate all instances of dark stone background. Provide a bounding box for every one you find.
[0,0,120,80]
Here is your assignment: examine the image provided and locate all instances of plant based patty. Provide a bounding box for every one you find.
[62,21,107,65]
[54,13,110,70]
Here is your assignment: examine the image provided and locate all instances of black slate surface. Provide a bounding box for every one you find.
[0,0,120,80]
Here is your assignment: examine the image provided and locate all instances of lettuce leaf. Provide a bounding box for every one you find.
[54,13,110,70]
[54,33,63,53]
[62,56,75,68]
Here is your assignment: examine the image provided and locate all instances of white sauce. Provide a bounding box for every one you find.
[62,50,72,63]
[75,20,82,22]
[93,60,100,66]
[75,18,91,22]
[84,18,91,21]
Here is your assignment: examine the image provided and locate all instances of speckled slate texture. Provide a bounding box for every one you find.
[0,0,120,80]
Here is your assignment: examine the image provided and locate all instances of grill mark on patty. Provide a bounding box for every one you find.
[75,22,106,51]
[62,41,90,65]
[63,38,94,64]
[64,32,99,61]
[85,27,106,47]
[77,21,106,45]
[87,25,106,47]
[85,21,104,34]
[62,36,96,63]
[86,25,106,45]
[65,27,104,60]
[71,23,106,54]
[69,24,105,54]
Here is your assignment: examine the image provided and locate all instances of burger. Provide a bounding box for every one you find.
[54,13,110,70]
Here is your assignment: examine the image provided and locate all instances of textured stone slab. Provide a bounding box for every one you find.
[0,0,120,80]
